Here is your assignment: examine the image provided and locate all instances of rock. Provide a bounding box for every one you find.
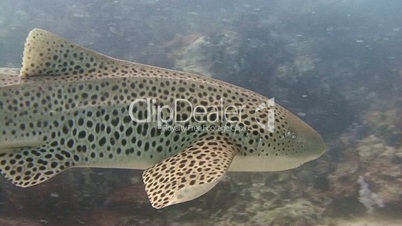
[251,199,322,225]
[174,31,242,78]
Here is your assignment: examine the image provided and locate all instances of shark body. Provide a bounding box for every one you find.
[0,29,325,208]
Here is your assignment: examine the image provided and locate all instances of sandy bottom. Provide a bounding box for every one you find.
[324,215,402,226]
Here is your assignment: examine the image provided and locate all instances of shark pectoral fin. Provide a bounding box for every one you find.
[142,135,238,209]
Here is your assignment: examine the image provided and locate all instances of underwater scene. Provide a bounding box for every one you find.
[0,0,402,225]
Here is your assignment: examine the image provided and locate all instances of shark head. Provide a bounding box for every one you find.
[280,111,326,161]
[229,102,326,172]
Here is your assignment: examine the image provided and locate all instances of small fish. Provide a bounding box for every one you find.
[0,29,325,209]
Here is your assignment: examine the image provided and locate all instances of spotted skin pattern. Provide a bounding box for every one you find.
[143,135,237,208]
[0,29,325,208]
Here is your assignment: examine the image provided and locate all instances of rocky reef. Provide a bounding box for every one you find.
[328,98,402,215]
[174,31,242,78]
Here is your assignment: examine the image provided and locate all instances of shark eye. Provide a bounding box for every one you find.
[285,131,297,139]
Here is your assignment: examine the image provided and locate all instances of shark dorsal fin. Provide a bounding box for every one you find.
[20,28,133,78]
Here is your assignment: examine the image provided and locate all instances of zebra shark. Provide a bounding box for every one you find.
[0,29,325,209]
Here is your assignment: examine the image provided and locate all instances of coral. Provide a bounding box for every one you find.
[173,31,242,78]
[357,135,402,203]
[252,199,322,225]
[357,176,384,213]
[364,107,402,148]
[173,36,213,77]
[328,133,402,215]
[0,217,42,226]
[275,55,315,81]
[328,160,360,198]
